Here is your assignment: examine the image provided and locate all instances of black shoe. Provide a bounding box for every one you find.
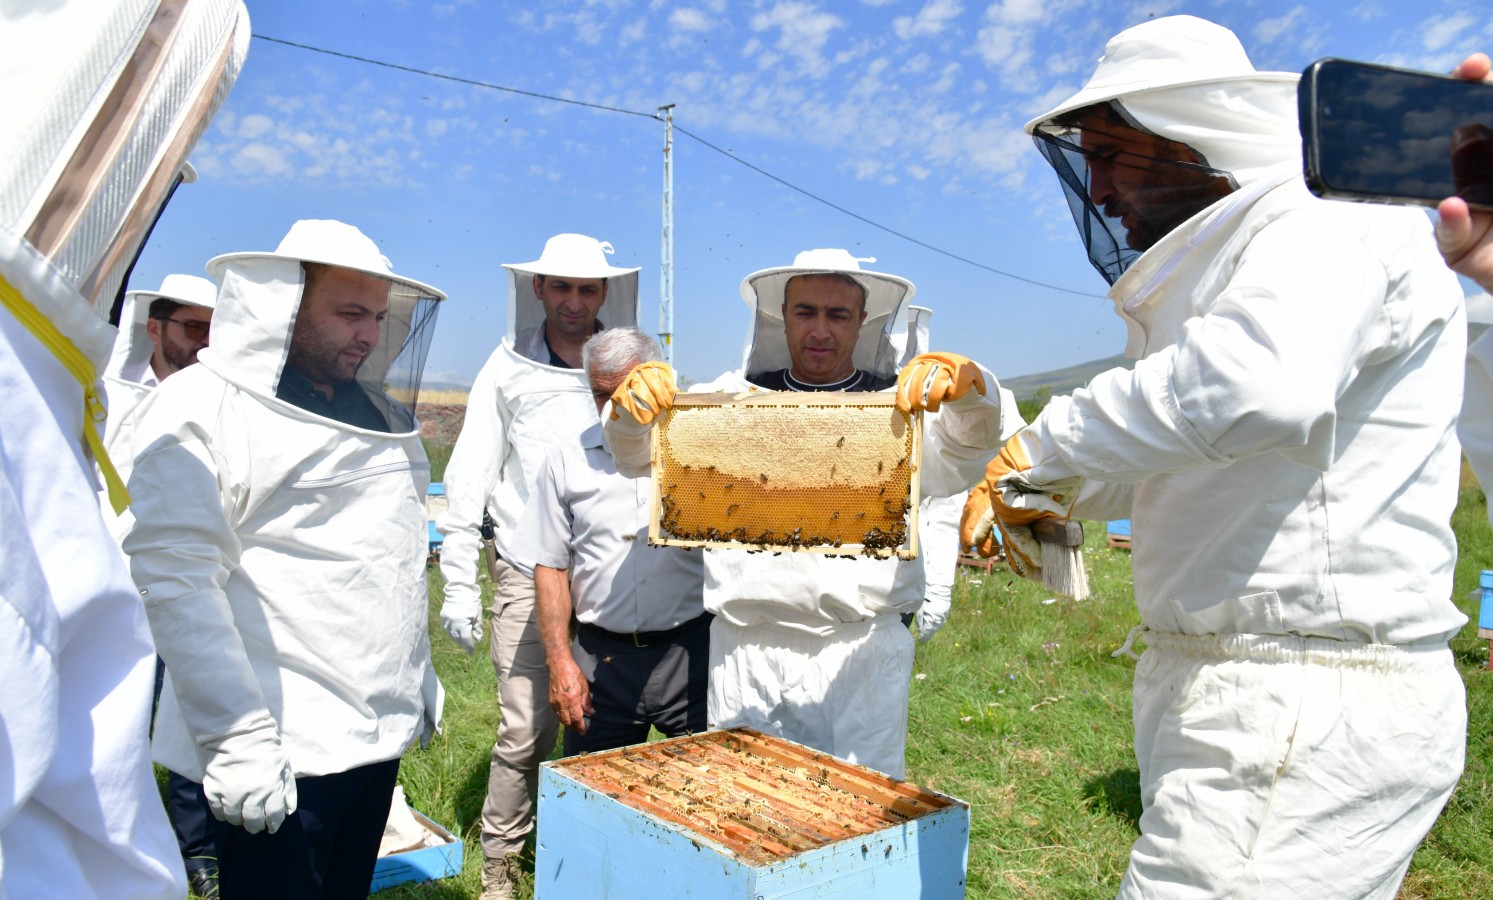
[186,866,220,900]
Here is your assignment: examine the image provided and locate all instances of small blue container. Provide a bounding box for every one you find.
[369,809,462,893]
[1479,570,1493,633]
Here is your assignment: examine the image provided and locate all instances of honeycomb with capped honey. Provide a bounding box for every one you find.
[649,391,921,558]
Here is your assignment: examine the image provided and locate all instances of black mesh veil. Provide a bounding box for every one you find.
[1031,101,1238,285]
[360,281,443,432]
[1032,132,1140,285]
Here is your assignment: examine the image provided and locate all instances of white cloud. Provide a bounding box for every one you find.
[231,143,293,178]
[670,8,712,33]
[1252,6,1309,47]
[750,2,847,78]
[238,113,274,139]
[1421,12,1476,52]
[987,0,1046,26]
[426,119,449,138]
[893,0,964,40]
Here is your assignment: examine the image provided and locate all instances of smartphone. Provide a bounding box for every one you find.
[1300,58,1493,210]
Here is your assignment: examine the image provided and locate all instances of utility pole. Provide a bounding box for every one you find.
[659,103,675,366]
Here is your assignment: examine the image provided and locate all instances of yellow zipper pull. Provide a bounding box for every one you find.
[84,385,131,514]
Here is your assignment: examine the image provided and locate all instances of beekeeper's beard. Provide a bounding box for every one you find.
[1101,159,1236,252]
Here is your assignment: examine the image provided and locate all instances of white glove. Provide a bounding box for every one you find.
[916,588,951,642]
[201,722,298,835]
[440,594,483,654]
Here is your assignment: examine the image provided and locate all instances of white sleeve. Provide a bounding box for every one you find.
[437,351,509,607]
[1021,215,1397,487]
[1461,329,1493,530]
[920,493,962,600]
[920,363,1007,497]
[508,451,572,572]
[125,432,274,753]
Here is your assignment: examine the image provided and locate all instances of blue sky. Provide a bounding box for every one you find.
[132,0,1493,387]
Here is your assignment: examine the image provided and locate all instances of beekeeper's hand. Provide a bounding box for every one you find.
[548,653,594,734]
[896,352,987,414]
[916,589,950,642]
[439,594,483,655]
[961,481,1043,580]
[961,432,1065,579]
[201,722,298,834]
[608,361,676,427]
[1436,53,1493,293]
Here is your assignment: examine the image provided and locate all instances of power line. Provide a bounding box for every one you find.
[251,35,657,121]
[250,33,1105,299]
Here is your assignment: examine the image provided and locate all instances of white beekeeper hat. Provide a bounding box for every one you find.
[738,248,915,379]
[740,248,914,321]
[1024,15,1297,134]
[126,273,218,324]
[502,233,641,280]
[206,219,446,301]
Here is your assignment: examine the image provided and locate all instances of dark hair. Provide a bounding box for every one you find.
[784,272,867,313]
[148,297,185,320]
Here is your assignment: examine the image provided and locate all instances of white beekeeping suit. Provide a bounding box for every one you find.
[100,273,217,540]
[435,234,639,877]
[1017,16,1467,898]
[0,1,248,897]
[438,236,641,624]
[125,219,446,796]
[1460,295,1493,527]
[898,304,1021,641]
[607,249,1018,778]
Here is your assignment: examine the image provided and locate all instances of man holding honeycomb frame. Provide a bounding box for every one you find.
[602,249,1021,778]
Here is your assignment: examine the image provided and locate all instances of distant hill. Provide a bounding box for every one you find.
[1000,353,1132,401]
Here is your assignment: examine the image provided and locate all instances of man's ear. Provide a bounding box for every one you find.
[145,317,164,348]
[859,309,868,324]
[598,281,608,307]
[532,273,544,295]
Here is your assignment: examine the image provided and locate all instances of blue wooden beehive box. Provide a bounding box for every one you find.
[1479,569,1493,637]
[535,728,969,898]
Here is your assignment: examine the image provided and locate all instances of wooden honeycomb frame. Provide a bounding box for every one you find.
[649,391,922,559]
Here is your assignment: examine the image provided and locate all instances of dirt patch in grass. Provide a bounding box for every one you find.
[418,403,466,446]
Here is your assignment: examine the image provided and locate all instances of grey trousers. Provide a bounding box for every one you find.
[479,557,560,860]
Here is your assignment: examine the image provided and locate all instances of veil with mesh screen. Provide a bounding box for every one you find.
[1031,101,1237,286]
[357,281,443,432]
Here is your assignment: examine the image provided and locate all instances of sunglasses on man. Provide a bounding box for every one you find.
[157,316,211,340]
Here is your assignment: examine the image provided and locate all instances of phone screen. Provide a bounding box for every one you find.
[1305,59,1493,208]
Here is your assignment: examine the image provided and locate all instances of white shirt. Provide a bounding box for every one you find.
[511,422,704,633]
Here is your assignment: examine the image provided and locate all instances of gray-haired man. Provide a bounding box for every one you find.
[513,327,709,755]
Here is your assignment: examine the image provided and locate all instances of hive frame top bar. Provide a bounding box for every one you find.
[648,391,922,560]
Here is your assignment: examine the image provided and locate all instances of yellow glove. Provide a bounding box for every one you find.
[960,433,1062,578]
[608,360,676,426]
[896,352,987,414]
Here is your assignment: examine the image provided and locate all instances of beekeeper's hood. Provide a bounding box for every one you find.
[104,273,218,381]
[1025,15,1300,285]
[204,219,446,433]
[895,304,933,367]
[0,0,248,369]
[501,233,640,344]
[739,249,914,380]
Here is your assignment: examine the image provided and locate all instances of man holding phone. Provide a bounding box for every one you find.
[1437,51,1493,292]
[964,15,1468,898]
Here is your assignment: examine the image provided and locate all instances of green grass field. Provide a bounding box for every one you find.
[372,452,1493,899]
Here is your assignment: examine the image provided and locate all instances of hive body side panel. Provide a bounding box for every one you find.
[755,805,970,899]
[536,767,753,899]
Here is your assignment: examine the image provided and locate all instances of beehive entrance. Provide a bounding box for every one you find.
[649,392,922,558]
[553,728,956,865]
